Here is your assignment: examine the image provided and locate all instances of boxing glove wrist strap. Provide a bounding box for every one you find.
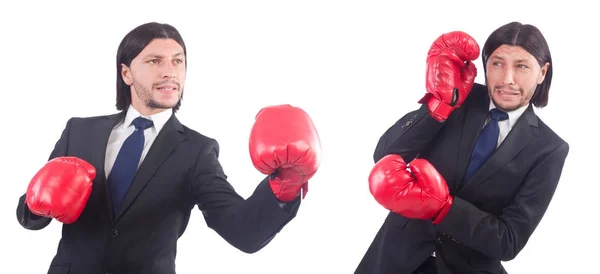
[268,177,307,203]
[427,97,456,122]
[432,195,454,225]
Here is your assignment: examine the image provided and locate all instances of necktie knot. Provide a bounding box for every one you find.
[132,117,153,131]
[489,108,508,121]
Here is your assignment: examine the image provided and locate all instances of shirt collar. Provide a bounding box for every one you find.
[488,99,528,128]
[123,105,172,133]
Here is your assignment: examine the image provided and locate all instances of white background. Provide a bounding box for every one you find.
[1,0,597,273]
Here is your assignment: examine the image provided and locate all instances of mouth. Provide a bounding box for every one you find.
[155,84,178,94]
[496,89,520,97]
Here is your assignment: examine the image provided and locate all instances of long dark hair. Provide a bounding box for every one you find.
[481,22,552,108]
[115,22,187,113]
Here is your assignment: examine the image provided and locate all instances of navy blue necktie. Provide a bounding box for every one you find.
[463,108,508,184]
[108,117,153,215]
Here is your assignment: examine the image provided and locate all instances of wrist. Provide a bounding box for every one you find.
[268,177,307,202]
[426,96,455,122]
[433,195,453,225]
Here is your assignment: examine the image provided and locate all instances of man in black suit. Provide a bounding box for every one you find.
[355,22,569,274]
[16,22,322,274]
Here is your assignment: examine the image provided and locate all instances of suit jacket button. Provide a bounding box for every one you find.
[111,229,119,238]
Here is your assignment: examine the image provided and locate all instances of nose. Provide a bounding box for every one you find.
[160,62,177,79]
[502,67,515,85]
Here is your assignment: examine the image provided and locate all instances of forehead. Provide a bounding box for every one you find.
[138,38,185,58]
[489,44,535,63]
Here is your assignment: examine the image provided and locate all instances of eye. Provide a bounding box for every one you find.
[174,59,184,64]
[516,64,529,69]
[148,59,159,64]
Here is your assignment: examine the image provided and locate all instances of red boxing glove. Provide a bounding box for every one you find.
[249,104,322,202]
[26,156,96,224]
[419,31,480,122]
[369,154,452,224]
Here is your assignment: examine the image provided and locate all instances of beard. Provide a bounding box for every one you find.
[132,79,181,110]
[488,84,534,112]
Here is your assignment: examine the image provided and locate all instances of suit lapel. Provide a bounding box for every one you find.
[453,90,489,192]
[89,113,123,220]
[459,104,538,193]
[114,114,186,221]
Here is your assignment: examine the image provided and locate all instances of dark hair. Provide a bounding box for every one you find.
[481,22,552,108]
[115,22,187,113]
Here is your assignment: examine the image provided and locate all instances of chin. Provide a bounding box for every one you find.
[147,99,180,110]
[492,99,521,112]
[156,95,180,105]
[490,91,518,109]
[163,101,180,109]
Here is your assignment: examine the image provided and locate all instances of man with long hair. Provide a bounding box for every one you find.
[17,22,321,274]
[356,22,568,274]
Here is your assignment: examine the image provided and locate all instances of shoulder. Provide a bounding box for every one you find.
[518,106,570,170]
[61,113,121,129]
[178,123,222,155]
[532,114,569,153]
[466,82,489,103]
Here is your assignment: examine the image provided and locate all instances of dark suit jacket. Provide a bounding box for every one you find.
[16,111,301,274]
[355,83,569,274]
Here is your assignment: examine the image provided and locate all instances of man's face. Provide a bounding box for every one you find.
[485,44,549,111]
[121,38,186,115]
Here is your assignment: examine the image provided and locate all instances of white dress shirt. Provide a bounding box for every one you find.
[104,105,173,179]
[488,99,529,148]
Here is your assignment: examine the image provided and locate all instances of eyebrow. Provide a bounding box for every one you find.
[144,52,185,59]
[514,58,529,63]
[490,55,530,63]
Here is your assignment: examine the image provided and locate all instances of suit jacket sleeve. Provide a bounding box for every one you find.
[191,138,301,254]
[16,118,74,230]
[434,142,569,261]
[374,104,446,163]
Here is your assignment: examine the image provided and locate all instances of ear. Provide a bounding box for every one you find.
[121,64,132,85]
[538,62,550,84]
